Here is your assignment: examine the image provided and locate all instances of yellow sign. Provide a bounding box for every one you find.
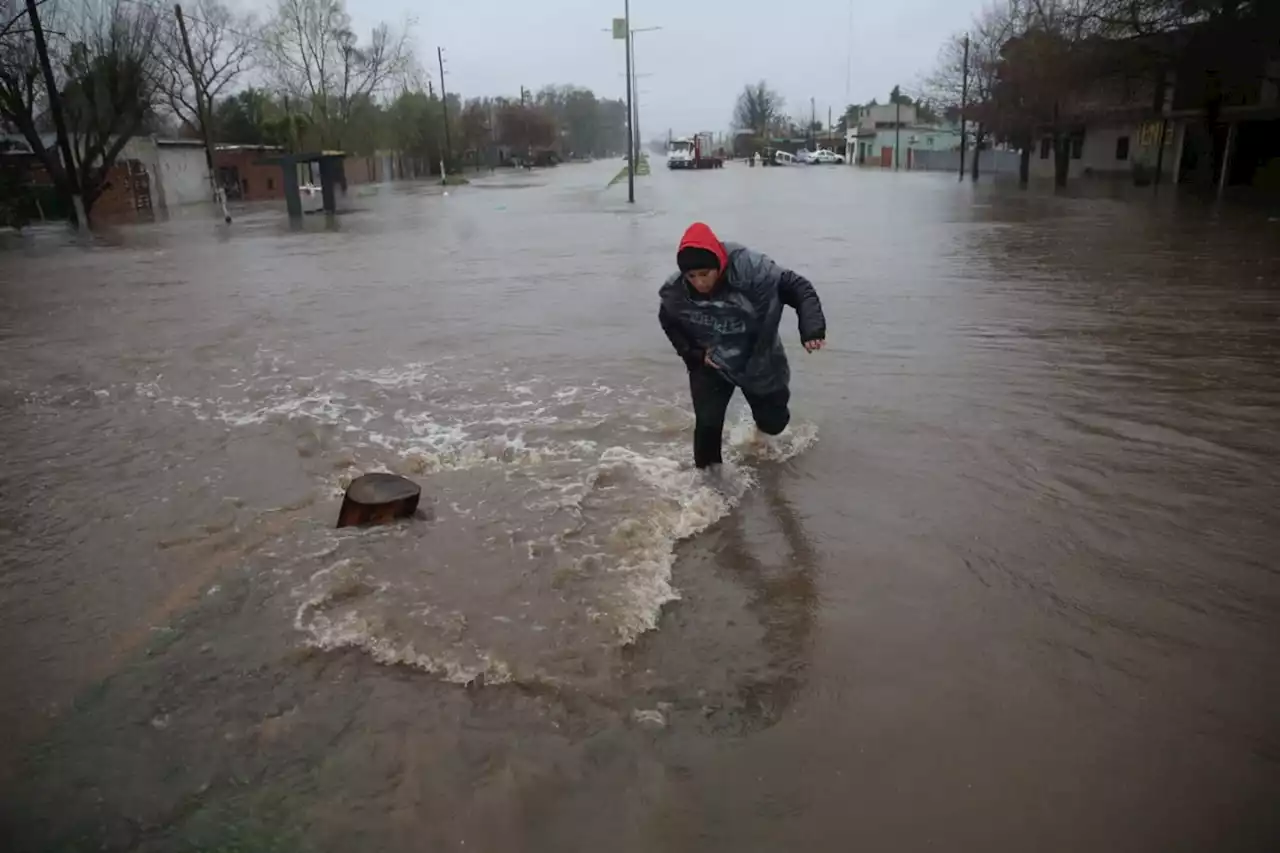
[612,18,627,39]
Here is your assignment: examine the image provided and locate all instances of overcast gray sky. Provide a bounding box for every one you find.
[340,0,975,136]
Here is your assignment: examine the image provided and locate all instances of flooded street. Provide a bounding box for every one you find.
[2,161,1278,851]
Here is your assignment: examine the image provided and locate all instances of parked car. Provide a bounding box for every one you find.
[794,149,818,164]
[810,149,845,165]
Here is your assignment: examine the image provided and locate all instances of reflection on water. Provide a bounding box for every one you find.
[710,470,818,728]
[2,163,1278,851]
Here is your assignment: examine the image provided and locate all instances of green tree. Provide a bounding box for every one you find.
[212,87,277,144]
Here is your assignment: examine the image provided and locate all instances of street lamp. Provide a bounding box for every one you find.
[603,23,662,173]
[627,27,661,156]
[607,8,634,202]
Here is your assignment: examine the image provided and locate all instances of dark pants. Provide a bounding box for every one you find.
[689,367,791,468]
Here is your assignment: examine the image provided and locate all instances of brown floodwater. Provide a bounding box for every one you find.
[1,162,1278,852]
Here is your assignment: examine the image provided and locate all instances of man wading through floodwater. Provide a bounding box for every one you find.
[659,222,827,470]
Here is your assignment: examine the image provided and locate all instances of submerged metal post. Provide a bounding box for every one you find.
[319,158,337,213]
[281,162,302,218]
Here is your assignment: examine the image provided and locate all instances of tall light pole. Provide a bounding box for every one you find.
[438,47,452,182]
[611,9,635,202]
[894,89,901,171]
[629,27,661,158]
[605,23,661,174]
[958,33,969,181]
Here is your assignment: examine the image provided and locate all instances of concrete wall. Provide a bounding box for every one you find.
[115,137,211,211]
[911,147,1022,175]
[155,144,210,208]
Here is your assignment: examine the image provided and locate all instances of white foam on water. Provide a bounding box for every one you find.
[146,356,820,685]
[292,559,515,685]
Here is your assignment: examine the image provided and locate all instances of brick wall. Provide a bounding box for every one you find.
[213,148,286,201]
[92,161,149,219]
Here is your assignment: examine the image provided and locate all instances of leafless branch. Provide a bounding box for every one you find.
[261,0,413,148]
[154,0,255,136]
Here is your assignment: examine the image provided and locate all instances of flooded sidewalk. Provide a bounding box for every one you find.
[1,162,1278,852]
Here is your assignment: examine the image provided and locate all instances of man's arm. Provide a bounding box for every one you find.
[659,305,705,370]
[778,269,827,343]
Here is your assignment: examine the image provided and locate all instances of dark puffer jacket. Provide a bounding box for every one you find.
[658,223,826,395]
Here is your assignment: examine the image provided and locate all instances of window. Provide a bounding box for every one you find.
[1071,135,1084,159]
[1115,135,1130,160]
[1040,137,1052,159]
[267,177,275,191]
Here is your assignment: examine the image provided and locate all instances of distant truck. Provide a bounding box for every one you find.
[667,133,724,170]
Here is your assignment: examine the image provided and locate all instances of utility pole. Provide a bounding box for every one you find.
[25,0,85,228]
[437,47,452,182]
[810,96,816,149]
[958,33,969,181]
[605,23,660,166]
[176,4,230,223]
[894,91,901,171]
[489,100,497,171]
[622,2,634,203]
[630,32,640,159]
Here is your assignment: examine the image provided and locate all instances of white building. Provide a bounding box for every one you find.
[1027,120,1184,182]
[119,136,212,212]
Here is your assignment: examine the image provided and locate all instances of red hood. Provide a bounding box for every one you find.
[678,222,728,272]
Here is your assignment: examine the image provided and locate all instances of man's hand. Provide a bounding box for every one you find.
[704,351,720,369]
[803,339,825,353]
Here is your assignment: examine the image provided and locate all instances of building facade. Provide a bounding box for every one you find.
[847,123,963,168]
[213,145,287,201]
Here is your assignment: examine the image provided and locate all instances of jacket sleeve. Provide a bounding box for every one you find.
[659,305,704,370]
[778,269,826,342]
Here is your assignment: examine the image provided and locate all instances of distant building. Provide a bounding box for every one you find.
[845,107,964,169]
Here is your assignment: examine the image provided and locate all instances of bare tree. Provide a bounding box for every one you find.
[459,98,488,167]
[0,0,162,223]
[154,0,255,138]
[262,0,413,149]
[927,1,1021,180]
[1018,0,1109,187]
[733,81,784,139]
[0,0,36,40]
